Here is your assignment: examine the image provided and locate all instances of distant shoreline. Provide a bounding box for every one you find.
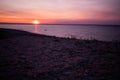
[0,22,120,27]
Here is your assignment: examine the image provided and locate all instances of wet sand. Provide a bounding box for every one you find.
[0,28,120,80]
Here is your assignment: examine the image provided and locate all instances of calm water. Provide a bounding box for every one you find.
[0,24,120,41]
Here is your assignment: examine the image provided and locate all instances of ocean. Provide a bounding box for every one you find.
[0,24,120,41]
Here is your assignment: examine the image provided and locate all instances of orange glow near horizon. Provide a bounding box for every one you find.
[33,20,40,24]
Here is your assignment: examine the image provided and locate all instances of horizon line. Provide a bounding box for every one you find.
[0,22,120,26]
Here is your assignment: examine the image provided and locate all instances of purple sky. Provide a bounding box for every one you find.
[0,0,120,24]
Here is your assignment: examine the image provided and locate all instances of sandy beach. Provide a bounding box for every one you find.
[0,28,120,80]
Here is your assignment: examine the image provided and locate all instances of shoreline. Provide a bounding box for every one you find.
[0,28,120,80]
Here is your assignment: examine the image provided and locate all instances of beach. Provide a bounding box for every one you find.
[0,28,120,80]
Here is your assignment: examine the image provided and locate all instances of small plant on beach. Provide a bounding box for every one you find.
[70,35,77,39]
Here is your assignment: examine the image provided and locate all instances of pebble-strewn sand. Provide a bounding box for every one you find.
[0,28,120,80]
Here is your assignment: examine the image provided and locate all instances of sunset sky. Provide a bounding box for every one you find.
[0,0,120,24]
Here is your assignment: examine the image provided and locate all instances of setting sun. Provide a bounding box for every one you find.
[33,20,40,24]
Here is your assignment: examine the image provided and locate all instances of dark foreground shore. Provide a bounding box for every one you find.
[0,28,120,80]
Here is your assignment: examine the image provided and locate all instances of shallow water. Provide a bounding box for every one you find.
[0,24,120,41]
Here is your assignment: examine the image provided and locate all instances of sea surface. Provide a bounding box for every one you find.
[0,24,120,41]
